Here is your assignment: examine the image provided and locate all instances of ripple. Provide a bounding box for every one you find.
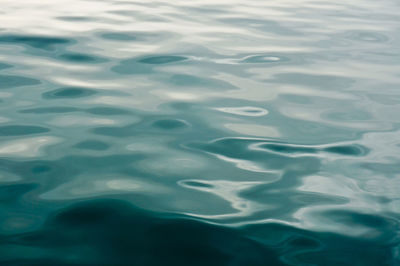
[0,125,50,136]
[100,32,137,41]
[137,155,205,176]
[266,73,355,90]
[240,55,289,64]
[180,180,214,189]
[1,199,282,265]
[0,34,71,51]
[138,55,187,65]
[58,53,108,64]
[40,172,159,200]
[189,137,321,175]
[20,106,80,114]
[169,74,237,90]
[86,107,131,116]
[260,143,319,154]
[215,106,268,117]
[0,74,41,89]
[111,58,152,75]
[311,210,399,239]
[42,87,97,99]
[111,54,184,74]
[323,145,367,156]
[92,123,140,137]
[74,140,110,151]
[259,143,369,156]
[56,16,93,22]
[346,31,389,43]
[0,62,12,70]
[0,0,399,264]
[152,119,189,130]
[179,179,265,219]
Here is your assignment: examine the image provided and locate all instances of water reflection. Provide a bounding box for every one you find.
[0,0,399,264]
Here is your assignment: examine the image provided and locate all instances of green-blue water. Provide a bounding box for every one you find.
[1,0,400,265]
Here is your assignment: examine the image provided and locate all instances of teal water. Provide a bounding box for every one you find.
[1,0,400,265]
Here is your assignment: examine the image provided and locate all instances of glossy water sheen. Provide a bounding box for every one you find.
[0,0,399,265]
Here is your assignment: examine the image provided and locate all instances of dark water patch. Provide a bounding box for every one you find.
[315,210,399,244]
[244,222,397,266]
[57,53,108,64]
[169,102,195,111]
[20,107,80,114]
[260,143,318,154]
[1,200,395,265]
[180,180,214,189]
[112,55,188,75]
[56,16,93,22]
[324,210,396,230]
[0,74,41,89]
[42,87,97,99]
[74,140,110,151]
[31,165,52,174]
[323,145,367,156]
[152,119,189,130]
[0,199,283,265]
[0,183,37,204]
[0,125,50,136]
[100,32,137,41]
[0,35,71,51]
[111,58,152,75]
[259,142,368,156]
[138,55,187,65]
[86,107,131,115]
[0,62,12,70]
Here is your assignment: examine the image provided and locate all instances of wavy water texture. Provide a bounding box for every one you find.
[0,0,400,265]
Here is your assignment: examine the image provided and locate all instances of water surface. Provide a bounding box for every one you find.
[0,0,400,265]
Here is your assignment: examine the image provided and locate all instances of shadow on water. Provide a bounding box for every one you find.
[0,199,283,266]
[0,199,397,266]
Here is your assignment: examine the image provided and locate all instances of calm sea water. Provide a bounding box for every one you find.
[0,0,400,265]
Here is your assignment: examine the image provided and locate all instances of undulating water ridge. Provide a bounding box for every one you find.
[0,0,400,265]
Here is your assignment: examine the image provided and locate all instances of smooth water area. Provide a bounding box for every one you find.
[1,0,400,265]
